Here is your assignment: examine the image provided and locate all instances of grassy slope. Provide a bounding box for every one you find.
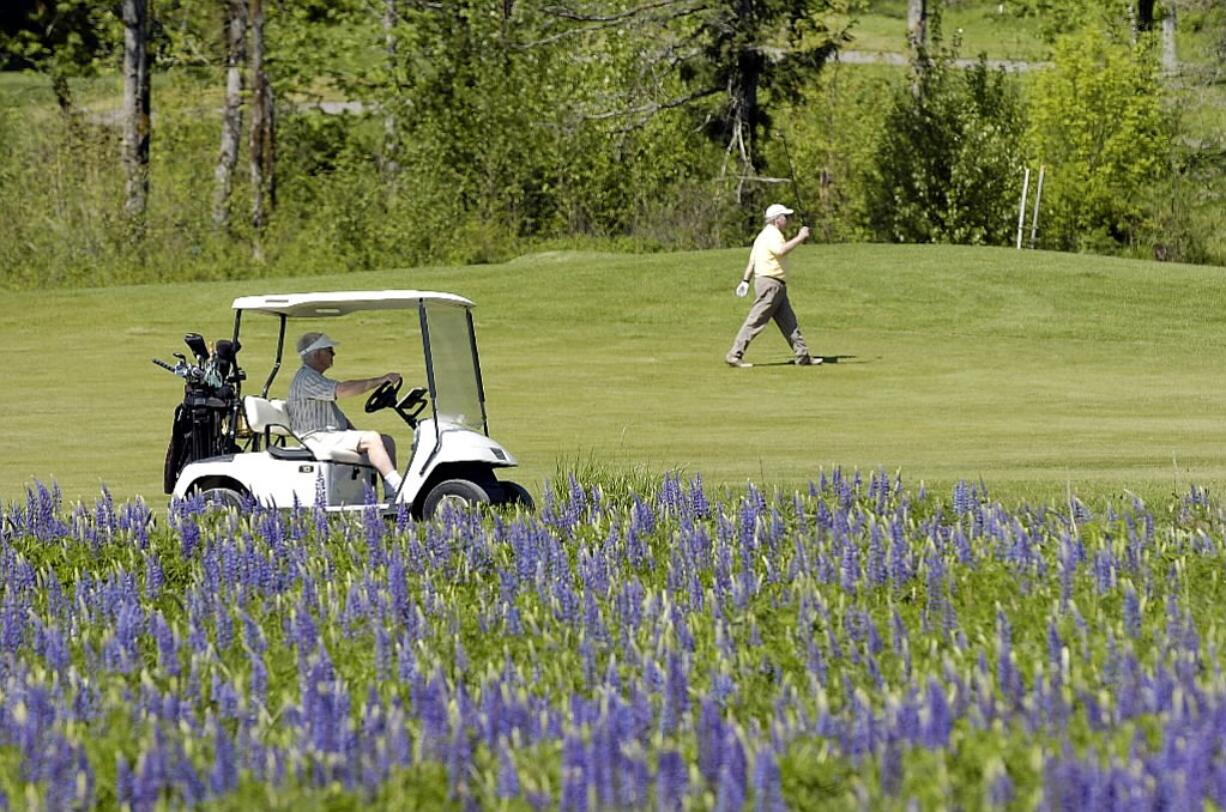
[3,243,1225,507]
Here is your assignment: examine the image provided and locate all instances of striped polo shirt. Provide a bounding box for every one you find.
[287,365,352,437]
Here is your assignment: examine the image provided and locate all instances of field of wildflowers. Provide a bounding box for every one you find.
[2,470,1226,810]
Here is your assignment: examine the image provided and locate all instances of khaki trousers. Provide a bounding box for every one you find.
[728,276,810,361]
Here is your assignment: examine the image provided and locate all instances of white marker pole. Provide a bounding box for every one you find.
[1016,167,1031,250]
[1029,165,1045,249]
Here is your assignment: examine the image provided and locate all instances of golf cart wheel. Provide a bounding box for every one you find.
[498,481,535,511]
[199,487,244,511]
[422,479,492,518]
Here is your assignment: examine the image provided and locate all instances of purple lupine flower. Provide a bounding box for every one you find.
[249,649,268,708]
[41,625,69,674]
[997,610,1022,706]
[715,729,747,812]
[879,736,904,797]
[661,651,688,734]
[657,749,688,811]
[840,538,860,594]
[152,612,180,677]
[889,519,911,585]
[208,722,237,797]
[560,732,588,811]
[144,552,163,600]
[689,474,710,519]
[497,739,520,799]
[867,524,887,587]
[988,766,1014,807]
[1123,584,1141,638]
[953,481,974,515]
[698,697,725,786]
[1047,620,1064,684]
[752,747,786,812]
[921,677,951,748]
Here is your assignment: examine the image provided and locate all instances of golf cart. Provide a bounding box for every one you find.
[155,290,532,517]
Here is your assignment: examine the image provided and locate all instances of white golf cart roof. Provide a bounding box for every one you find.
[232,290,474,318]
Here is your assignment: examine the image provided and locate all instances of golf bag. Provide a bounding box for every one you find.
[156,335,244,494]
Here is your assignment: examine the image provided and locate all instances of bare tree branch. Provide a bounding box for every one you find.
[541,0,703,24]
[581,84,719,122]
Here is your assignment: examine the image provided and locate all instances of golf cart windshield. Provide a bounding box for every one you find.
[424,301,486,435]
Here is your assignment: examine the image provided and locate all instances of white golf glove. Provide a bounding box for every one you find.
[735,281,749,298]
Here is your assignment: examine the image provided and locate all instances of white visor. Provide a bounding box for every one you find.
[299,334,338,357]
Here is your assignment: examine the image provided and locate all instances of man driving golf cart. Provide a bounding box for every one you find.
[288,331,403,499]
[161,290,532,517]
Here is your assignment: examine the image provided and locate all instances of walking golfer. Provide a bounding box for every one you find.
[726,203,819,367]
[287,331,405,498]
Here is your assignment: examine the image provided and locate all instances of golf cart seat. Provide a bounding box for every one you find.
[242,396,368,465]
[243,396,312,461]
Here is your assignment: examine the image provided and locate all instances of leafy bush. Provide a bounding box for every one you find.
[1026,26,1172,253]
[867,36,1027,245]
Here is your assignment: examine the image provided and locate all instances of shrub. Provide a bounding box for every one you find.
[866,35,1028,245]
[1026,25,1172,254]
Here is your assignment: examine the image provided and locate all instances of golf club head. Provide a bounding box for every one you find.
[184,332,210,362]
[213,339,239,379]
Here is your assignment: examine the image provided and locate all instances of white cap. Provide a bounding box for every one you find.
[297,332,339,357]
[764,203,794,221]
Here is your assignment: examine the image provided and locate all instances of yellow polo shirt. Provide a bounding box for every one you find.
[749,223,787,281]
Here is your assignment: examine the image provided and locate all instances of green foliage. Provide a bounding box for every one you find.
[775,64,897,242]
[866,30,1028,244]
[0,0,117,110]
[0,1,1223,288]
[1007,0,1135,43]
[1026,26,1172,253]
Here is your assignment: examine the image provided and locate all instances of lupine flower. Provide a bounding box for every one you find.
[656,749,688,811]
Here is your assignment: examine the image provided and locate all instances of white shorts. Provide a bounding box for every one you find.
[302,430,368,463]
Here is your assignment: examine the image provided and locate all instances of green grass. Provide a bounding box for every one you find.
[844,1,1050,61]
[3,243,1226,508]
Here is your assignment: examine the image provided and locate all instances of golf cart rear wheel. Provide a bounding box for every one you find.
[199,487,244,511]
[498,481,534,511]
[422,479,491,518]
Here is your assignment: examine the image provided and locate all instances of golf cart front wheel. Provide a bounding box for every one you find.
[422,479,492,518]
[498,481,535,511]
[199,487,244,511]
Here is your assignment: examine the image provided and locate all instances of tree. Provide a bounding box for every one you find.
[1027,25,1170,251]
[1,0,115,114]
[536,1,855,203]
[907,0,928,54]
[121,0,151,223]
[249,0,274,254]
[867,25,1027,245]
[213,0,247,228]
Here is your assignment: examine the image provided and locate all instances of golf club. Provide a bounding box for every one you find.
[779,132,810,228]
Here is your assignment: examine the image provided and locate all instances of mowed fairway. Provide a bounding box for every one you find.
[3,243,1225,505]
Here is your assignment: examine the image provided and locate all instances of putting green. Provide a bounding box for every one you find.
[3,243,1224,506]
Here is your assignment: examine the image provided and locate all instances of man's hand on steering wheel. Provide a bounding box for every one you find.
[364,376,402,413]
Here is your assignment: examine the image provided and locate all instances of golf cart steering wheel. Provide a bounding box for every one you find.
[364,378,402,414]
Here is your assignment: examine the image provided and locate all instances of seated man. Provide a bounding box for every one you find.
[286,331,404,497]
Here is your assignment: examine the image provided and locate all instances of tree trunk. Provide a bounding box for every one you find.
[213,0,247,229]
[382,0,400,178]
[727,0,763,201]
[907,0,928,54]
[249,0,275,257]
[1162,1,1177,74]
[1137,0,1156,32]
[121,0,151,224]
[907,0,929,96]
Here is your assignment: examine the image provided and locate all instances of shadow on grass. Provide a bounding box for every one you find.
[745,355,862,367]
